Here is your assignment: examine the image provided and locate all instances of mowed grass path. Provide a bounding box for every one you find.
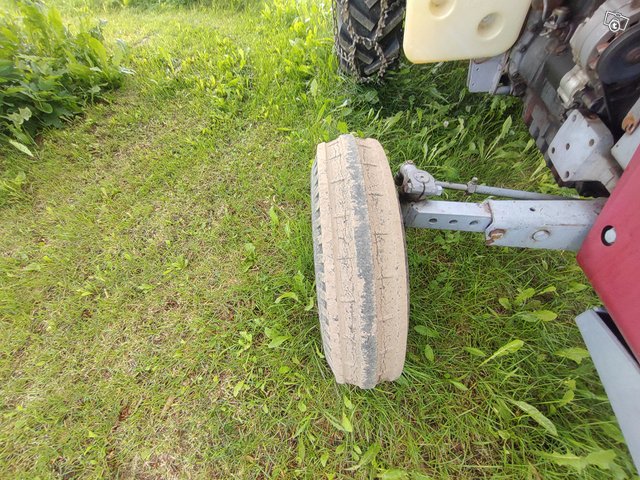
[0,3,635,478]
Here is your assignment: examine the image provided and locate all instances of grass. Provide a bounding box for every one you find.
[0,1,636,478]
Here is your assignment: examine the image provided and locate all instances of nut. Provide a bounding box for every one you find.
[623,113,638,134]
[487,229,506,243]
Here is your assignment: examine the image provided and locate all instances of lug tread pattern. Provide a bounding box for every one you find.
[334,0,406,80]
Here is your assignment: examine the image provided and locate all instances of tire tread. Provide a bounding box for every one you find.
[334,0,406,79]
[311,134,409,388]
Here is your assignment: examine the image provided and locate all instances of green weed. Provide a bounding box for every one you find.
[0,0,127,154]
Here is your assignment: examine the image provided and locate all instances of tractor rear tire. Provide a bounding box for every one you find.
[311,134,409,389]
[333,0,406,80]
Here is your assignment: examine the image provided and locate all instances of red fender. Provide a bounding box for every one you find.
[578,144,640,361]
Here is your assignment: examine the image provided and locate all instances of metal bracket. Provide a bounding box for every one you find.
[576,309,640,473]
[622,95,640,135]
[467,53,510,94]
[483,198,604,250]
[548,109,622,192]
[402,200,492,232]
[557,65,590,108]
[613,96,640,170]
[402,198,604,251]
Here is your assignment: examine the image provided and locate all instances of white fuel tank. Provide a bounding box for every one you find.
[403,0,532,63]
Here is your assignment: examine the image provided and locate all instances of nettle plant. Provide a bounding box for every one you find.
[0,1,130,156]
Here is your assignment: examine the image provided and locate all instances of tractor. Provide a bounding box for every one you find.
[311,0,640,470]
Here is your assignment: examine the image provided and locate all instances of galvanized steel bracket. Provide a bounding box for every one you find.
[402,198,604,251]
[483,198,605,251]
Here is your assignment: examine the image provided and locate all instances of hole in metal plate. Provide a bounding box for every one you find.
[601,225,617,246]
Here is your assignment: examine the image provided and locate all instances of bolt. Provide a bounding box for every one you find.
[622,113,638,134]
[489,229,506,241]
[602,226,617,246]
[532,229,550,241]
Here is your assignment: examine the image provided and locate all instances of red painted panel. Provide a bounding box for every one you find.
[578,144,640,361]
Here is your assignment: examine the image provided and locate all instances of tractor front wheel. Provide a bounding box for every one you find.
[311,134,409,389]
